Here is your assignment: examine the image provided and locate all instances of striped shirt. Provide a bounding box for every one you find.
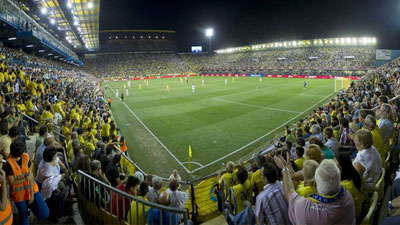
[255,182,291,225]
[340,127,354,146]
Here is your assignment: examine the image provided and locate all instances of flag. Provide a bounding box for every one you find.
[188,145,192,159]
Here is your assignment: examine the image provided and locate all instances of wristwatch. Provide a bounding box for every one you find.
[282,167,289,173]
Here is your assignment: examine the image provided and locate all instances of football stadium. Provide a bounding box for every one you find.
[0,0,399,224]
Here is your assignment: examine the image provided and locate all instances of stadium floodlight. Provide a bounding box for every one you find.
[40,7,47,14]
[8,37,17,40]
[88,2,94,9]
[292,41,297,46]
[372,37,376,44]
[48,53,53,56]
[26,45,34,47]
[50,18,56,24]
[205,28,214,54]
[67,1,72,8]
[38,50,45,52]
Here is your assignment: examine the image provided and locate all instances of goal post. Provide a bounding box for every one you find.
[334,77,351,92]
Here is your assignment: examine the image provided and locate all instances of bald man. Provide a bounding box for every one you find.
[218,161,237,189]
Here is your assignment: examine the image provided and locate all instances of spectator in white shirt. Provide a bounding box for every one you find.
[323,127,339,156]
[168,179,189,214]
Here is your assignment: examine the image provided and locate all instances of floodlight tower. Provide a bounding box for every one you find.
[205,28,213,54]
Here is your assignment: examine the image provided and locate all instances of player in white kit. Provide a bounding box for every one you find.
[192,84,195,93]
[225,78,227,85]
[202,79,204,86]
[127,80,131,88]
[116,89,119,97]
[126,88,129,96]
[259,77,262,83]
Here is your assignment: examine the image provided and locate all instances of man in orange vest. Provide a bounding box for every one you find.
[5,140,49,225]
[0,154,12,225]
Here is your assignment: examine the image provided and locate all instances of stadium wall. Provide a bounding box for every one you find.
[376,49,400,67]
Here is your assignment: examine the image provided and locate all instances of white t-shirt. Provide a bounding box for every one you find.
[353,146,382,193]
[378,119,394,144]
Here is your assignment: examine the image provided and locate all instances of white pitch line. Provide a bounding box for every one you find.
[108,86,190,174]
[190,91,337,173]
[182,161,204,167]
[212,98,301,114]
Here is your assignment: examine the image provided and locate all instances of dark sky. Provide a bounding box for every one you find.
[100,0,400,52]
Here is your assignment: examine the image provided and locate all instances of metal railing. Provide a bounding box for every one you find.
[77,170,189,225]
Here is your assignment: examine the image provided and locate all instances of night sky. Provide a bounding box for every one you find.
[100,0,400,52]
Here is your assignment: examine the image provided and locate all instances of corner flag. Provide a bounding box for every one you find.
[188,145,192,158]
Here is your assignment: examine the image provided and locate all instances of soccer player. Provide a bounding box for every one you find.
[116,89,119,97]
[107,97,111,108]
[180,77,183,84]
[138,84,142,90]
[105,83,108,90]
[121,93,124,101]
[232,76,235,83]
[186,76,189,84]
[123,84,126,90]
[303,81,307,88]
[225,78,227,85]
[166,85,170,92]
[202,79,204,86]
[259,77,262,83]
[126,88,129,96]
[127,80,131,88]
[192,84,195,93]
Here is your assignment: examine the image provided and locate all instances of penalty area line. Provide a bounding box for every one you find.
[190,91,337,173]
[108,86,190,174]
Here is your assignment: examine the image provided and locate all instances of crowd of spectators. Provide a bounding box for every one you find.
[215,56,400,225]
[83,52,190,77]
[0,45,192,224]
[83,46,375,78]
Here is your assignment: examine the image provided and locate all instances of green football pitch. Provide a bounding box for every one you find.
[104,76,336,178]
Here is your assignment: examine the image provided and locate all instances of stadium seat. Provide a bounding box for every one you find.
[229,187,238,215]
[361,192,378,225]
[384,151,391,169]
[99,208,109,225]
[374,169,385,201]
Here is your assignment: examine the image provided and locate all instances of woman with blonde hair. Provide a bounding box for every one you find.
[378,103,395,144]
[353,129,382,193]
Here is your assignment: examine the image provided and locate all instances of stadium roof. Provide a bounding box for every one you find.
[100,29,176,34]
[39,0,100,51]
[215,37,377,54]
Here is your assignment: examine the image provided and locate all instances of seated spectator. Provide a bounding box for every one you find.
[35,136,55,166]
[352,129,382,193]
[250,155,266,198]
[309,136,335,159]
[255,162,290,225]
[377,103,395,144]
[294,147,305,171]
[323,127,339,156]
[291,144,324,181]
[296,160,318,197]
[337,151,363,218]
[35,125,47,150]
[169,179,189,212]
[109,176,140,221]
[232,165,252,213]
[276,157,355,224]
[35,147,68,222]
[310,124,324,143]
[71,146,90,173]
[148,176,163,203]
[0,125,20,159]
[169,169,182,183]
[128,181,150,224]
[362,115,386,161]
[81,160,110,209]
[5,140,49,225]
[339,117,354,146]
[106,154,122,187]
[381,195,400,225]
[147,191,179,225]
[218,161,237,189]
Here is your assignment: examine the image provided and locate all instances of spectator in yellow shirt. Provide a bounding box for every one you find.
[218,161,237,190]
[296,160,318,197]
[40,105,54,124]
[232,166,252,213]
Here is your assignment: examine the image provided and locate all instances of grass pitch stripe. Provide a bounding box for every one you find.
[190,91,337,173]
[211,98,302,114]
[108,86,191,173]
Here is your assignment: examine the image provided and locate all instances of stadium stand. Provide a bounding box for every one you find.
[82,45,375,78]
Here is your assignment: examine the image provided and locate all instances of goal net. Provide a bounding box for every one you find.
[334,77,351,92]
